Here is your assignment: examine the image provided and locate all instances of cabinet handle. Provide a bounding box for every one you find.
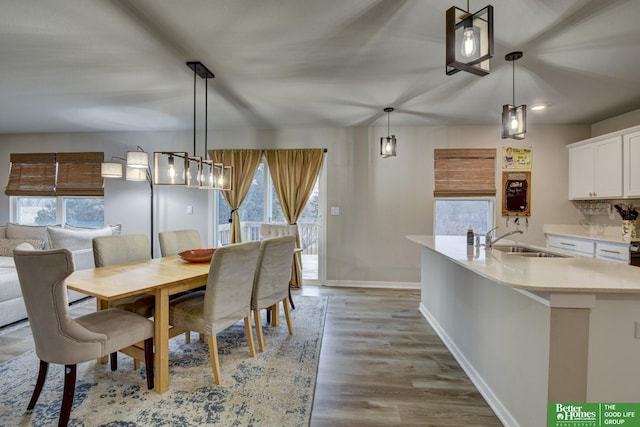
[560,242,576,247]
[600,249,621,255]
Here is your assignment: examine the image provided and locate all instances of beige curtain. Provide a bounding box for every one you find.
[209,149,262,244]
[264,148,325,287]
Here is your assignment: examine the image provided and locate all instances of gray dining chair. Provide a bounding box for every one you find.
[92,234,156,369]
[13,244,154,427]
[158,229,202,257]
[259,223,300,314]
[169,240,261,384]
[251,235,296,352]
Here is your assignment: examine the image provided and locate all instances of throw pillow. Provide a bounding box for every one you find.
[64,223,122,235]
[6,223,49,242]
[0,238,46,257]
[47,226,114,251]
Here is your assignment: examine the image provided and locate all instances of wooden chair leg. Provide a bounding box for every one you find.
[110,352,118,371]
[59,364,77,427]
[207,335,222,385]
[253,309,265,352]
[271,303,280,326]
[144,337,155,390]
[199,333,205,343]
[282,298,294,335]
[244,316,256,357]
[133,359,140,370]
[185,331,191,344]
[27,360,48,410]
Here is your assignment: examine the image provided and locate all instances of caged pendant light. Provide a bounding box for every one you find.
[445,1,494,76]
[380,107,397,158]
[501,51,527,140]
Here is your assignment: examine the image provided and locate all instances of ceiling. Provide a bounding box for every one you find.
[1,0,640,134]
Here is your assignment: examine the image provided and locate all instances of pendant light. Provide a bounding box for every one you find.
[446,1,494,76]
[501,51,527,140]
[380,107,397,158]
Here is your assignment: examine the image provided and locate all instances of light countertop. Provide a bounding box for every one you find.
[543,224,636,245]
[407,235,640,293]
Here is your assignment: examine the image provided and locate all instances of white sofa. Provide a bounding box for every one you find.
[0,223,120,328]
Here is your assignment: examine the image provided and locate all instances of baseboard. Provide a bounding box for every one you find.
[323,280,420,290]
[418,302,519,427]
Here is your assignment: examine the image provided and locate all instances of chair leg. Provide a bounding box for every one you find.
[207,335,222,385]
[27,360,49,410]
[143,337,155,390]
[185,331,191,344]
[288,286,295,310]
[199,333,205,343]
[282,298,294,335]
[110,352,117,371]
[133,359,140,370]
[59,364,76,427]
[266,308,271,324]
[253,309,265,353]
[244,316,256,357]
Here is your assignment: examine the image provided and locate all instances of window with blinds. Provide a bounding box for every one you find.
[5,152,104,197]
[434,148,496,197]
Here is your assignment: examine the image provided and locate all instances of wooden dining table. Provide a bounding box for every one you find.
[66,256,210,394]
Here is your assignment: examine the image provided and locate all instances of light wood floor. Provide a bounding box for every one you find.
[0,286,502,426]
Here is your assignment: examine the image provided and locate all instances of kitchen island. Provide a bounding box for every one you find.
[407,235,640,427]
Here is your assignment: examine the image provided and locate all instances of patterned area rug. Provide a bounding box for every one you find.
[0,296,327,427]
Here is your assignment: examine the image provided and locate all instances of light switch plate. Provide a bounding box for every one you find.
[186,205,193,215]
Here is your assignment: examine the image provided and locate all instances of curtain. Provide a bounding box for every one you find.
[264,148,325,288]
[209,149,262,243]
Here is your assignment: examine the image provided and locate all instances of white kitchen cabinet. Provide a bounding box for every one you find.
[546,234,594,257]
[595,241,629,264]
[568,136,622,200]
[623,129,640,197]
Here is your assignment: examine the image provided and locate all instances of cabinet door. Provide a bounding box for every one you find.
[624,130,640,197]
[594,136,623,198]
[569,144,595,200]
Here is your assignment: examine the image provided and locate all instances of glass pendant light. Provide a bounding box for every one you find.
[380,107,397,158]
[501,51,527,140]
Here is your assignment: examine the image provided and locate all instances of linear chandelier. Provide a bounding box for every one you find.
[154,61,231,190]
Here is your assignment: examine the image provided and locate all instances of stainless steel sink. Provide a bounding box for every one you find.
[491,246,570,258]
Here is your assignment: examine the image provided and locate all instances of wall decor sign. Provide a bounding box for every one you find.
[502,171,531,216]
[502,146,532,169]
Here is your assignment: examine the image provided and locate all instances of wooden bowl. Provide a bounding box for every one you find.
[178,248,216,263]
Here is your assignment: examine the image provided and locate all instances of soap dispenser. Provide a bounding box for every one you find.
[467,226,474,246]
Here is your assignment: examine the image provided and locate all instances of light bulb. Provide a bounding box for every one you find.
[385,140,392,153]
[460,26,477,58]
[167,155,176,179]
[510,114,519,130]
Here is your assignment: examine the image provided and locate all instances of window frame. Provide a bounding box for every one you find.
[10,195,105,227]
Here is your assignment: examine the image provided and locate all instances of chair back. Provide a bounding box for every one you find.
[260,223,298,239]
[158,229,202,257]
[13,246,106,364]
[252,236,296,310]
[93,234,151,267]
[202,241,261,332]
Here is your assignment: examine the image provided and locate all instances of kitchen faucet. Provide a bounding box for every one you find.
[485,227,524,249]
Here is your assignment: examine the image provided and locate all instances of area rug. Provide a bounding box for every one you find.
[0,296,327,427]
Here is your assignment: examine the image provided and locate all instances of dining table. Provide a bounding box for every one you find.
[66,255,210,394]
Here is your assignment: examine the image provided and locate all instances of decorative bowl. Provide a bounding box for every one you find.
[178,248,216,263]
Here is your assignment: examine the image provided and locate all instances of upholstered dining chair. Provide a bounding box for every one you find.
[13,244,154,427]
[92,234,156,368]
[259,223,300,314]
[251,235,296,352]
[158,229,202,257]
[169,240,261,384]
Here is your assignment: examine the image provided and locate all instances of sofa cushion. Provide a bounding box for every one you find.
[47,226,115,251]
[0,238,46,256]
[65,223,122,235]
[6,223,49,242]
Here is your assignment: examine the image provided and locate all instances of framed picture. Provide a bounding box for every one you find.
[502,171,531,216]
[502,146,532,169]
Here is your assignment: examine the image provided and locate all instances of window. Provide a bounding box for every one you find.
[12,196,104,227]
[434,198,494,235]
[433,148,496,235]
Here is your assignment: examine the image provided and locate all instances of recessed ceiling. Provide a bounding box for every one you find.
[1,0,639,133]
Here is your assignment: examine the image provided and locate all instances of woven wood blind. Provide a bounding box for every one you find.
[5,153,57,196]
[5,152,104,197]
[434,148,496,197]
[56,152,104,196]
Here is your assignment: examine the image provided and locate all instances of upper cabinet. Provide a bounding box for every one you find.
[568,136,622,199]
[623,129,640,198]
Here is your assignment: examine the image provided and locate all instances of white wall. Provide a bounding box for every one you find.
[0,123,589,284]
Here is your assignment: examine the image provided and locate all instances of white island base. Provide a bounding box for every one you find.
[409,235,640,427]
